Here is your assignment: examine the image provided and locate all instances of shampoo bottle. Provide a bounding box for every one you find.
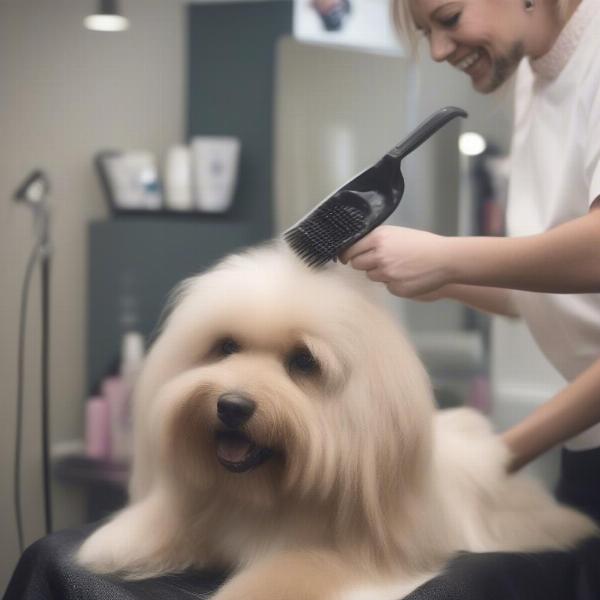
[106,331,145,463]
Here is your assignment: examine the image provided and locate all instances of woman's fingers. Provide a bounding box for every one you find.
[339,231,378,263]
[348,250,378,272]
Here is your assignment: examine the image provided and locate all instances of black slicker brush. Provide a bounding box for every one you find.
[283,106,468,267]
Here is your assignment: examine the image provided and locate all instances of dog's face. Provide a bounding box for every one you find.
[131,244,434,519]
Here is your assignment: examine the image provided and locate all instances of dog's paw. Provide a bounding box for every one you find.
[76,492,193,579]
[76,516,182,580]
[211,550,354,600]
[212,587,304,600]
[76,522,129,575]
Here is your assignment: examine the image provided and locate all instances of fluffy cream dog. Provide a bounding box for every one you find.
[77,243,597,600]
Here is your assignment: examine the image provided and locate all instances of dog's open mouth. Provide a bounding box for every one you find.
[215,431,273,473]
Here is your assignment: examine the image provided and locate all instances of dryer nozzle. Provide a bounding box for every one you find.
[14,170,50,205]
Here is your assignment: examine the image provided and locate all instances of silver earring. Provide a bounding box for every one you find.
[524,0,534,11]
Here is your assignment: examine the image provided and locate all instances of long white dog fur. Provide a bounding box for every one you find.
[77,243,597,600]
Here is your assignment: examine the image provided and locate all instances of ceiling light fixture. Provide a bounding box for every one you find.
[84,0,129,32]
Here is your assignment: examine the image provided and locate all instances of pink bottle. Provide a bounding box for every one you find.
[102,376,132,463]
[85,396,110,459]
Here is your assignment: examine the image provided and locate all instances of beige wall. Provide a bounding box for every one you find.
[0,0,186,590]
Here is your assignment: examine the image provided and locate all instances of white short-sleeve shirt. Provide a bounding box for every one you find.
[506,0,600,450]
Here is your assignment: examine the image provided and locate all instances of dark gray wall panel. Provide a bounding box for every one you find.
[187,2,292,236]
[87,218,264,391]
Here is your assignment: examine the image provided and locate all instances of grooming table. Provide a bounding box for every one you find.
[3,526,226,600]
[4,526,600,600]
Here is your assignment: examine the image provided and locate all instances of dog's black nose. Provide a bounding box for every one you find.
[217,393,256,428]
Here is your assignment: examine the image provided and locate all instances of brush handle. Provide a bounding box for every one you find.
[387,106,468,161]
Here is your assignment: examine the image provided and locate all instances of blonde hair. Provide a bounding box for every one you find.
[391,0,420,54]
[391,0,575,54]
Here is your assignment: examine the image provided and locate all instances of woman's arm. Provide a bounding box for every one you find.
[448,207,600,293]
[400,283,520,318]
[503,356,600,472]
[340,206,600,297]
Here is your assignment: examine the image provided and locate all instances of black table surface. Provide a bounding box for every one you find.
[3,525,226,600]
[4,525,600,600]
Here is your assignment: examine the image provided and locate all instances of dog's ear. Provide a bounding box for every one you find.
[355,308,435,537]
[308,291,436,554]
[127,275,207,502]
[369,341,434,488]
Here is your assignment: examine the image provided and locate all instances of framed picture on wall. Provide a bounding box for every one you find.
[293,0,405,56]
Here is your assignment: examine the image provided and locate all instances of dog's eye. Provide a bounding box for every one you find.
[217,337,240,357]
[288,347,319,376]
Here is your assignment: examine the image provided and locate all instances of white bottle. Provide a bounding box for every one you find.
[164,145,193,211]
[121,331,145,386]
[191,136,240,213]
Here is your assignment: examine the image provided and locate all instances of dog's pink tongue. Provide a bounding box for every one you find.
[217,436,251,463]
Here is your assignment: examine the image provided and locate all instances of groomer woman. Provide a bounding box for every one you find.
[343,0,600,524]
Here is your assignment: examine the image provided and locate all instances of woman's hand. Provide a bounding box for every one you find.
[502,356,600,473]
[341,208,600,298]
[339,225,453,298]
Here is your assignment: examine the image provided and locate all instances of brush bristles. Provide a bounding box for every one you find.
[284,203,367,267]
